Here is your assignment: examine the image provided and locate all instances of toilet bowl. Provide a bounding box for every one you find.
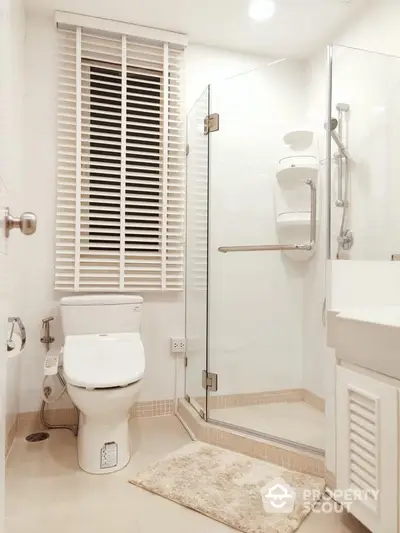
[60,294,145,475]
[67,381,141,474]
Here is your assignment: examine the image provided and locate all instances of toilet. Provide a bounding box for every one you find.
[60,294,145,474]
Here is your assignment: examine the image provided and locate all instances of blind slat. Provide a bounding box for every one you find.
[56,25,184,292]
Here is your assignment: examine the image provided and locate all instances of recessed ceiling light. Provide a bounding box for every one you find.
[248,0,276,22]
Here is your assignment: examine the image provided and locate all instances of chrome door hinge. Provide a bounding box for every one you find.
[204,113,219,135]
[202,370,218,391]
[186,144,190,156]
[184,356,188,368]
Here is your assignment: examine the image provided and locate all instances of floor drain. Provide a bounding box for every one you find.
[25,432,50,443]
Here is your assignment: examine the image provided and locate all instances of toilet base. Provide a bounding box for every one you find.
[77,413,131,474]
[66,381,141,475]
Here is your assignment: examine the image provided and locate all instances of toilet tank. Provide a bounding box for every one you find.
[60,294,143,336]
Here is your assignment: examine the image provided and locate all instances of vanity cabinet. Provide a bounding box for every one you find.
[336,365,399,533]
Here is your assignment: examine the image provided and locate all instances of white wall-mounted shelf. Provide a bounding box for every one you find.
[276,211,311,230]
[274,130,319,261]
[276,211,316,261]
[283,130,314,151]
[276,155,319,187]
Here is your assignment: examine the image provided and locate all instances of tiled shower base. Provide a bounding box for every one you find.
[210,402,324,450]
[177,398,325,478]
[192,388,325,451]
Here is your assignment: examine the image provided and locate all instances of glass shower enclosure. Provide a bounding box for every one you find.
[186,59,325,456]
[328,44,400,261]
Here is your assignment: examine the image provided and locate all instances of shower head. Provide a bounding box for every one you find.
[325,117,350,159]
[324,118,339,131]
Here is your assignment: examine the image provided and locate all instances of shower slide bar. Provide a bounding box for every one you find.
[218,179,316,254]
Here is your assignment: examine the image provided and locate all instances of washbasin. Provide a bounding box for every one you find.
[327,306,400,380]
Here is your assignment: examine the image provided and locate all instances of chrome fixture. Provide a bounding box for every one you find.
[338,229,354,251]
[39,315,79,436]
[7,316,26,352]
[218,179,316,253]
[4,207,37,238]
[325,102,353,258]
[202,370,218,391]
[40,316,55,350]
[325,116,350,160]
[325,104,350,208]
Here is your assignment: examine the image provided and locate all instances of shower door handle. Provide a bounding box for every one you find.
[218,243,312,253]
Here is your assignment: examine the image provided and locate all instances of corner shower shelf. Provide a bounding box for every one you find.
[276,156,319,188]
[276,212,311,231]
[276,211,317,261]
[283,130,314,151]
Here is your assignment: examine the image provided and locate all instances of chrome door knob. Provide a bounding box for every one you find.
[5,207,37,237]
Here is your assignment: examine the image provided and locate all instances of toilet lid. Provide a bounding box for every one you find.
[63,333,145,389]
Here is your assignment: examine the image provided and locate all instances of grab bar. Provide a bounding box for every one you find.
[218,179,317,254]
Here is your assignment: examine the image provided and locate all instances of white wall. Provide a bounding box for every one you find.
[1,0,26,435]
[336,1,400,57]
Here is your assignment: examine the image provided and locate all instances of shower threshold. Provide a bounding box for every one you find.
[176,398,327,481]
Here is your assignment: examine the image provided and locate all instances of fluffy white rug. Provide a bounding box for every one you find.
[130,441,325,533]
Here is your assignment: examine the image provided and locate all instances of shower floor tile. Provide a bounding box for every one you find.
[210,401,325,450]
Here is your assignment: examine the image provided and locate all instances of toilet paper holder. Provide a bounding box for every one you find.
[7,317,26,352]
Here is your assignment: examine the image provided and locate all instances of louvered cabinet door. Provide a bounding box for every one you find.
[336,366,398,533]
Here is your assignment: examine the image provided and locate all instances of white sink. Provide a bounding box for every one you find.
[327,306,400,380]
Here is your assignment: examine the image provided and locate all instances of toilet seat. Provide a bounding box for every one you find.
[63,333,145,389]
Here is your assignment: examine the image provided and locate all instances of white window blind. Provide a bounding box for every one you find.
[55,19,185,291]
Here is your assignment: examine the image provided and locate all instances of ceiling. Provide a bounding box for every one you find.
[25,0,372,58]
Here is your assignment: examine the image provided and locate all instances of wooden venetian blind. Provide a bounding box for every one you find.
[55,13,185,291]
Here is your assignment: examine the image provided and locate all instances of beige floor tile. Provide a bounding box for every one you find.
[6,415,362,533]
[210,401,325,450]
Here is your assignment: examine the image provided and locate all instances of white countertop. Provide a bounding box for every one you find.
[333,306,400,328]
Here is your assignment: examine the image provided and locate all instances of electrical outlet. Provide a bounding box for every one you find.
[171,338,186,353]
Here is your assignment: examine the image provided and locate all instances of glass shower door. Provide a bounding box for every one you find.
[205,61,325,454]
[185,87,209,416]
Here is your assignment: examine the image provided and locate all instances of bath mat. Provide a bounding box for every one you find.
[130,441,325,533]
